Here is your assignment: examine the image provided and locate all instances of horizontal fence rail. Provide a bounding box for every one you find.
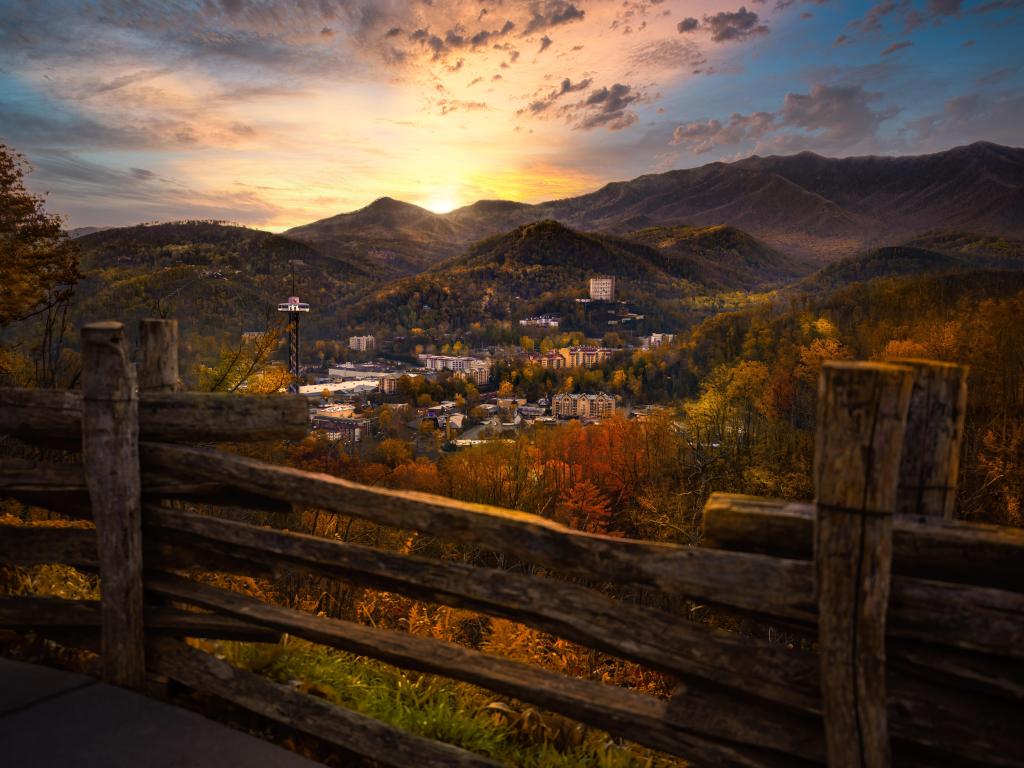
[0,388,308,446]
[1,318,1022,768]
[703,493,1024,592]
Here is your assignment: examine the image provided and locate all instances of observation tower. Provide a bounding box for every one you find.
[277,292,309,378]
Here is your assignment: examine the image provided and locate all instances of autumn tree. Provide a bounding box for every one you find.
[555,480,615,534]
[376,438,414,468]
[0,145,81,327]
[195,318,286,392]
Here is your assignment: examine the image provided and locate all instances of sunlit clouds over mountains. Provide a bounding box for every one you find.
[1,0,1021,229]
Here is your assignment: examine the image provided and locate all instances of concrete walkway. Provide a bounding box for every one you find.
[0,657,321,767]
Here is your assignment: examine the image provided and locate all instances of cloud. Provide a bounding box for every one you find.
[671,111,776,153]
[629,39,706,71]
[523,1,585,35]
[704,7,771,42]
[572,83,643,130]
[975,66,1018,86]
[671,83,898,154]
[881,40,913,55]
[676,6,770,43]
[522,80,644,131]
[848,1,904,34]
[539,35,553,53]
[519,77,592,114]
[902,90,1024,150]
[780,84,898,143]
[25,149,281,227]
[847,0,1001,37]
[436,98,490,115]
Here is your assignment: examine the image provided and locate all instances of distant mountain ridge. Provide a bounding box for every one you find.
[286,141,1024,270]
[797,231,1024,293]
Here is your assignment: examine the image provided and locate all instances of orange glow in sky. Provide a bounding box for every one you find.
[3,1,1019,229]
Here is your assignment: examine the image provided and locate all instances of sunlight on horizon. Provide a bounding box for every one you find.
[420,195,460,214]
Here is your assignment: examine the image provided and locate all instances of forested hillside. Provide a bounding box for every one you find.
[67,221,381,348]
[797,233,1024,293]
[682,268,1024,525]
[343,220,712,336]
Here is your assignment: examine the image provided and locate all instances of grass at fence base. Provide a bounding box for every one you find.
[202,637,685,768]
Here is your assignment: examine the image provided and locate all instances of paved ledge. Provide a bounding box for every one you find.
[0,657,321,767]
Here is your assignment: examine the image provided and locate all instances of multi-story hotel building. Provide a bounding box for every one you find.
[348,335,375,352]
[551,393,616,420]
[589,275,616,301]
[532,351,566,369]
[418,354,491,385]
[559,346,612,369]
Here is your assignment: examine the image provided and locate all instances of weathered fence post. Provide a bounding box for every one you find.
[139,318,179,393]
[814,361,914,768]
[887,358,968,520]
[81,321,145,689]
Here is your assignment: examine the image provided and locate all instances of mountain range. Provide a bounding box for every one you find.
[285,141,1024,270]
[63,142,1024,340]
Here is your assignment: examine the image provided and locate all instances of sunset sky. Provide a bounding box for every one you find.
[1,0,1021,230]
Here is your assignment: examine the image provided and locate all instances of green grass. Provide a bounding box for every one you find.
[211,638,679,768]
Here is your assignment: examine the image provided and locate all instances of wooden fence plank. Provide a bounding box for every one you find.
[145,573,816,765]
[0,524,97,566]
[0,460,291,515]
[0,597,281,642]
[144,506,820,713]
[81,321,146,690]
[814,361,913,768]
[140,443,1024,660]
[138,318,180,393]
[7,516,1019,703]
[702,493,1024,591]
[0,388,82,449]
[888,359,968,519]
[147,638,503,768]
[0,461,91,517]
[136,392,308,443]
[148,571,1023,765]
[0,388,308,444]
[140,441,818,621]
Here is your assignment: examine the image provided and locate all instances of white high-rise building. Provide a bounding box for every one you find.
[349,335,375,352]
[589,275,616,301]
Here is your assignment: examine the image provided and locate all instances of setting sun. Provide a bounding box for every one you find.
[421,195,459,214]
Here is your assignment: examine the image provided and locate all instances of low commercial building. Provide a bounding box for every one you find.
[646,332,675,348]
[311,416,373,443]
[299,380,378,398]
[329,363,393,382]
[312,403,356,419]
[519,315,561,329]
[518,404,547,419]
[551,392,616,420]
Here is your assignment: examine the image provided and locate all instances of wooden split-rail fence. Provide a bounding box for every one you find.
[1,319,1022,767]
